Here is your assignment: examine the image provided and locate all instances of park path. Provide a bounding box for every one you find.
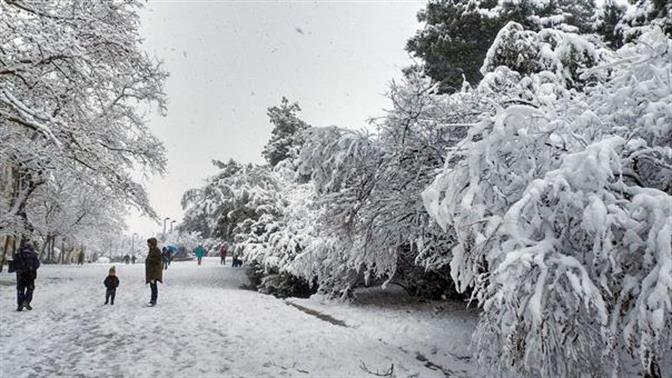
[0,257,474,378]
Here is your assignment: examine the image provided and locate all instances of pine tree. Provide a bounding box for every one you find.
[596,0,628,48]
[405,0,597,92]
[261,97,310,167]
[405,0,511,93]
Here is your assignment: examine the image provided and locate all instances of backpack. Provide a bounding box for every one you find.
[9,252,27,273]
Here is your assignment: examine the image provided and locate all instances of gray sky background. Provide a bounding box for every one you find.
[128,0,426,236]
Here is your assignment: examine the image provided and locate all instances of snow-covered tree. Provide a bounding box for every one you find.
[182,161,283,244]
[618,0,672,41]
[287,72,484,298]
[0,0,167,239]
[26,170,126,263]
[423,26,671,377]
[261,97,311,167]
[180,159,245,240]
[480,21,608,88]
[405,0,598,92]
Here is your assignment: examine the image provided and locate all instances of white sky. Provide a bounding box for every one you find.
[127,0,426,236]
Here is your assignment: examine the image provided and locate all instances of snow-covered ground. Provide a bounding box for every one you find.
[0,258,477,377]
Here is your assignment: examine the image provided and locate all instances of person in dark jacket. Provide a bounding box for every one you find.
[10,240,41,312]
[104,266,120,305]
[161,247,169,270]
[145,238,163,306]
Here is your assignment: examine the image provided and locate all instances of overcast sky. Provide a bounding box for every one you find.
[127,0,426,236]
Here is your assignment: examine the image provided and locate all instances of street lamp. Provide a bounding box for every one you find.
[170,220,177,233]
[162,217,170,240]
[131,233,138,256]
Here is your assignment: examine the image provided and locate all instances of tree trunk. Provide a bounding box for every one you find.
[0,235,12,272]
[0,166,42,236]
[644,356,662,378]
[39,233,49,260]
[52,236,56,263]
[58,239,65,264]
[46,236,52,263]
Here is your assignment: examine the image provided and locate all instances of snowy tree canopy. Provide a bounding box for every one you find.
[176,3,670,376]
[405,0,599,92]
[180,160,284,243]
[261,97,311,168]
[0,0,167,239]
[423,26,672,377]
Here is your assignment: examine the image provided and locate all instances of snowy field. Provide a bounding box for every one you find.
[0,258,477,377]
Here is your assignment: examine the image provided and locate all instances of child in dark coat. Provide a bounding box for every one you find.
[104,266,120,305]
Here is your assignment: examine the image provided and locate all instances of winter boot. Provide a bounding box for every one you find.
[24,302,32,311]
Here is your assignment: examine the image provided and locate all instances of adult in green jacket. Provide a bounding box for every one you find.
[194,245,206,265]
[145,237,163,306]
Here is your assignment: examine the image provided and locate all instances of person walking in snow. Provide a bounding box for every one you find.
[167,248,173,267]
[77,250,85,265]
[9,240,41,312]
[219,244,227,265]
[145,238,163,306]
[131,255,136,264]
[161,247,170,270]
[194,245,206,265]
[104,266,120,305]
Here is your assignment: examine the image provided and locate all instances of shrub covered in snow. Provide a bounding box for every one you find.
[480,21,607,88]
[423,26,672,377]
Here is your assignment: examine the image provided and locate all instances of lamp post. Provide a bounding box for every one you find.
[162,217,170,240]
[131,233,138,256]
[170,220,176,233]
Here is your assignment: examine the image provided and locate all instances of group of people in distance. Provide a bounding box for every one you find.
[122,254,137,265]
[8,237,243,311]
[219,244,242,267]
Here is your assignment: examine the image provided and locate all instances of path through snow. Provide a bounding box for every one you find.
[0,258,477,377]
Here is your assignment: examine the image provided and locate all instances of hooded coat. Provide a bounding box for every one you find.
[194,246,206,258]
[10,244,40,276]
[145,245,163,284]
[104,275,120,289]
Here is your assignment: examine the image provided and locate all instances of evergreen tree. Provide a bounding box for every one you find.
[617,0,672,41]
[405,0,596,92]
[261,97,311,167]
[405,0,510,93]
[596,0,628,48]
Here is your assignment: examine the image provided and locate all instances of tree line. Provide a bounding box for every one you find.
[0,1,168,265]
[179,1,671,377]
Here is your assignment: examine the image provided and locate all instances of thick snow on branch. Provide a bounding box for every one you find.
[0,0,168,236]
[424,26,672,377]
